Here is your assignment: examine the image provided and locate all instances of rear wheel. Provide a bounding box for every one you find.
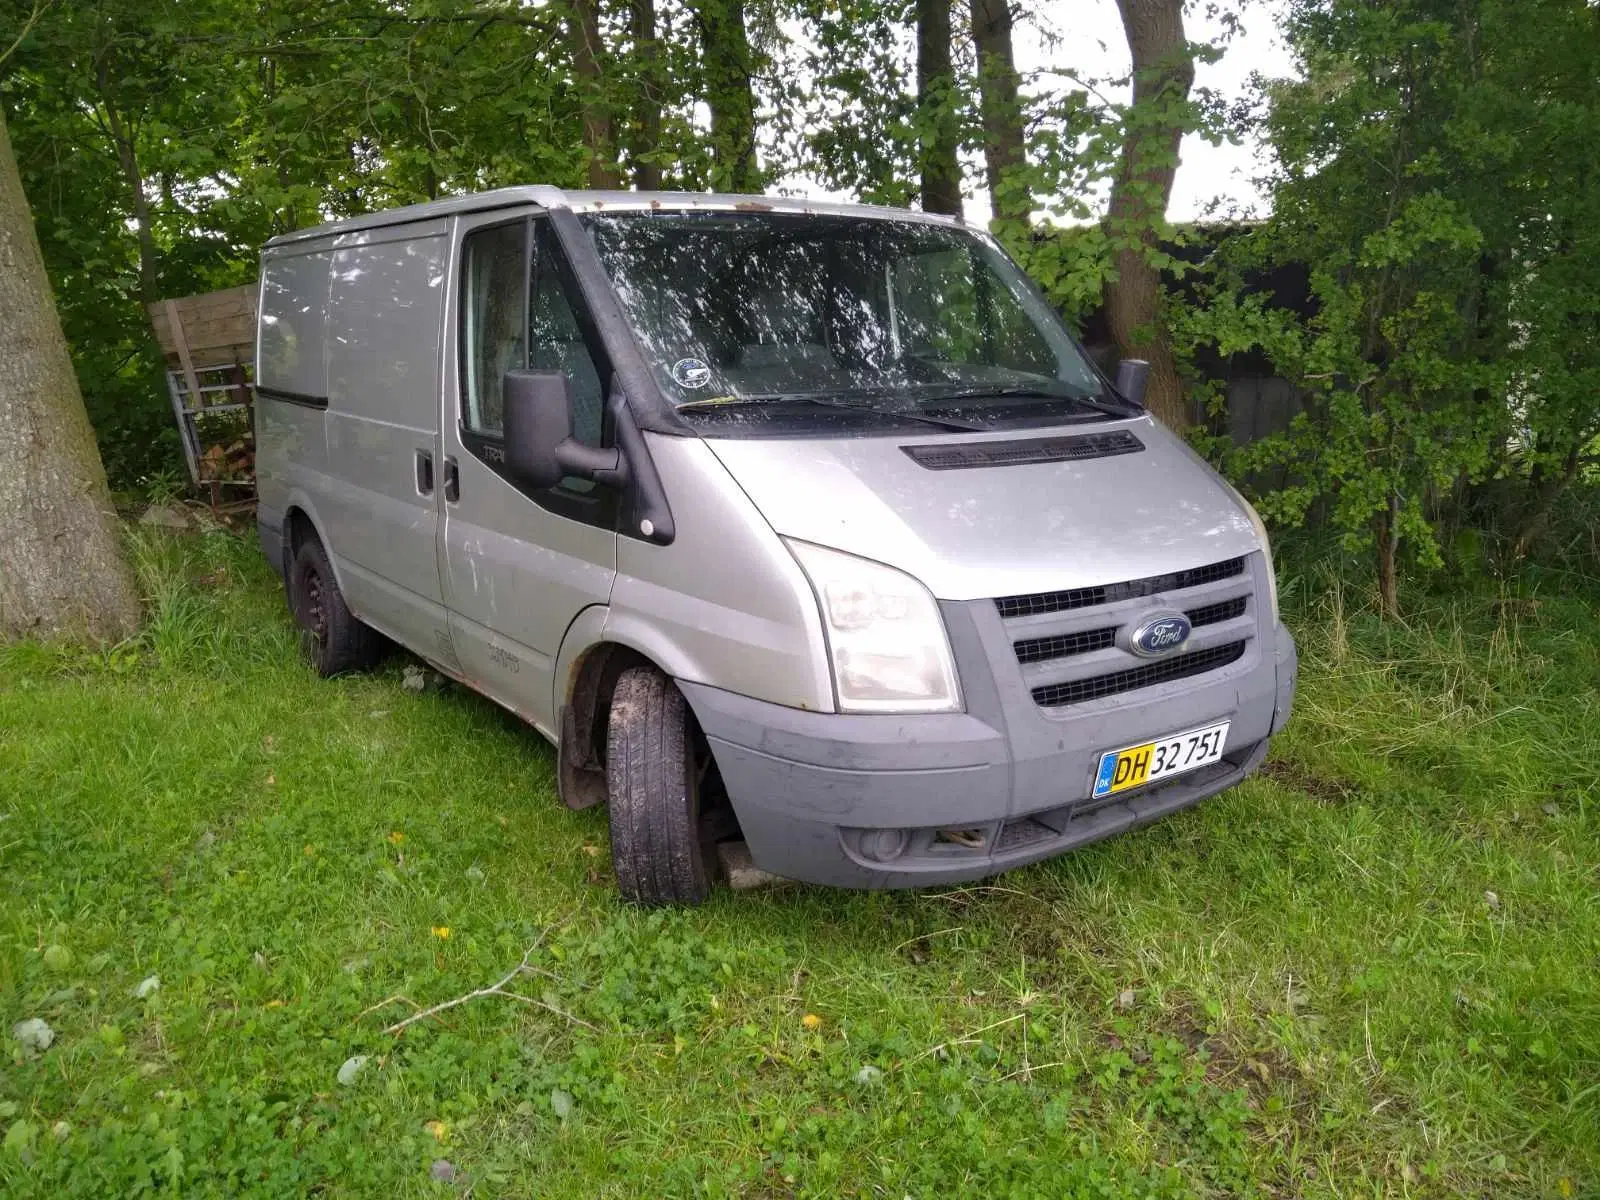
[288,536,385,677]
[606,666,711,906]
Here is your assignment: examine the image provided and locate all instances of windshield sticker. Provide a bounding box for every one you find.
[671,357,711,389]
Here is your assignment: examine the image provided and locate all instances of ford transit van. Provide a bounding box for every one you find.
[254,187,1297,905]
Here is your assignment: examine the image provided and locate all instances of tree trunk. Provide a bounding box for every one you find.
[968,0,1027,231]
[915,0,962,215]
[629,0,663,190]
[694,0,760,192]
[1373,494,1400,619]
[568,0,624,188]
[101,98,158,307]
[0,109,140,644]
[1103,0,1194,430]
[1509,443,1583,564]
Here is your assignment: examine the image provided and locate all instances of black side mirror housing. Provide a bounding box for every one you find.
[1114,358,1151,409]
[502,370,623,490]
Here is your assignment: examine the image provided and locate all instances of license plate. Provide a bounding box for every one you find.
[1092,721,1230,799]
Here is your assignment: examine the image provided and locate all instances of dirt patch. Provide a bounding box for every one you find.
[1155,1001,1440,1193]
[1259,758,1363,804]
[1197,1026,1310,1112]
[1157,1001,1322,1132]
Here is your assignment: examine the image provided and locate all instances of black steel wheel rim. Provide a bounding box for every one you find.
[301,565,327,643]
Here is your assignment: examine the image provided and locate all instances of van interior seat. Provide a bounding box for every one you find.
[733,284,840,384]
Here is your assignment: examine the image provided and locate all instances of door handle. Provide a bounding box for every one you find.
[442,457,459,503]
[415,448,434,495]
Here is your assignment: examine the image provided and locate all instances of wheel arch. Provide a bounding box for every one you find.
[555,618,739,903]
[555,622,667,812]
[280,496,346,593]
[554,607,723,809]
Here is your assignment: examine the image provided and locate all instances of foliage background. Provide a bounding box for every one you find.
[1,0,1596,605]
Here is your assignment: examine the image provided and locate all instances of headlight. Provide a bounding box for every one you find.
[1236,494,1280,623]
[785,539,961,713]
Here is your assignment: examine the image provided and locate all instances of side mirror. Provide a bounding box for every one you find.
[502,370,622,490]
[1114,359,1150,409]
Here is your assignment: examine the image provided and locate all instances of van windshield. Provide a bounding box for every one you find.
[581,210,1125,432]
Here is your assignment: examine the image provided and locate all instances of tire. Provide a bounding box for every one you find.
[606,666,710,906]
[288,536,385,677]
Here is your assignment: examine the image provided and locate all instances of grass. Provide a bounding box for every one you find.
[1,526,1596,1198]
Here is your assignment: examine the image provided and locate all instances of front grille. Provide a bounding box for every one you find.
[1186,596,1248,628]
[992,555,1257,709]
[995,557,1246,620]
[1014,627,1117,663]
[1011,595,1249,667]
[1030,642,1247,708]
[902,429,1144,471]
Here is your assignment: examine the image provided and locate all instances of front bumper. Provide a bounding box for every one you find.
[680,610,1297,890]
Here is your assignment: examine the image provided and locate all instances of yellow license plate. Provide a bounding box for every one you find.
[1092,721,1230,799]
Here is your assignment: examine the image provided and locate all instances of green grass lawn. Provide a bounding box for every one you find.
[2,528,1596,1198]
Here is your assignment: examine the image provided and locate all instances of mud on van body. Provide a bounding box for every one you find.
[255,187,1297,904]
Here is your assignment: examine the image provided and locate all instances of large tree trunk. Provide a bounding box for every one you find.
[1104,0,1194,430]
[0,109,140,644]
[915,0,962,215]
[628,0,663,190]
[694,0,760,192]
[968,0,1027,231]
[568,0,624,188]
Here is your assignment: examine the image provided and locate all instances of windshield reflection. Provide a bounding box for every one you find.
[582,211,1115,429]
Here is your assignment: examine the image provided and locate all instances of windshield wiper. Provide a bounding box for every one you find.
[675,392,990,432]
[916,384,1136,420]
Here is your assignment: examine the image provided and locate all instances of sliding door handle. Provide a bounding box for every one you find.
[415,449,434,495]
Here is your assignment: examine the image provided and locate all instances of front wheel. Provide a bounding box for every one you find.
[606,666,711,906]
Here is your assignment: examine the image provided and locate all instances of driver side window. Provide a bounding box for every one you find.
[460,218,604,446]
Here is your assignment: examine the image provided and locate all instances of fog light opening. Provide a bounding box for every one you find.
[859,828,910,863]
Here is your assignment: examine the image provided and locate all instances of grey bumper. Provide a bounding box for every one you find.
[680,615,1297,890]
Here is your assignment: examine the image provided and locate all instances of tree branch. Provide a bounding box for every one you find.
[0,0,51,70]
[375,930,597,1035]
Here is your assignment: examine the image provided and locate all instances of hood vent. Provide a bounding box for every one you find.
[901,429,1144,471]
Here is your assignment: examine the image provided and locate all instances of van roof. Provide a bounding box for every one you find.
[263,187,971,249]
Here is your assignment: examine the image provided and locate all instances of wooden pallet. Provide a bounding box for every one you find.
[147,284,259,498]
[147,285,256,368]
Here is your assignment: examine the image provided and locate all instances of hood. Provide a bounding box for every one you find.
[704,416,1261,601]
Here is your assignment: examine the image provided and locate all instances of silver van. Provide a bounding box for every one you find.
[254,187,1297,905]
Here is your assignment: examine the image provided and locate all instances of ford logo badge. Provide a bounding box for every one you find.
[1129,611,1192,658]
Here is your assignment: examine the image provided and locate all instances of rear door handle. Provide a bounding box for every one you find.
[442,457,459,503]
[415,448,434,495]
